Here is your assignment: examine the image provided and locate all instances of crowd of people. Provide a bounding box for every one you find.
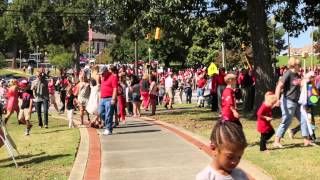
[1,56,320,179]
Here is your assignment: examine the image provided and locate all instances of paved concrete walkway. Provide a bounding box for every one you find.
[98,117,210,180]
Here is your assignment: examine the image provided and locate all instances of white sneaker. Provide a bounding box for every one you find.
[102,130,112,135]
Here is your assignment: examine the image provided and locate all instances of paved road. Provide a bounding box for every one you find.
[98,117,210,180]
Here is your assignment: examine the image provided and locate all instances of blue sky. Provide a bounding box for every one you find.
[287,27,314,48]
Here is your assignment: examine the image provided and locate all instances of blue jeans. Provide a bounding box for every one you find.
[276,96,304,138]
[35,100,49,127]
[99,98,115,132]
[197,88,204,97]
[299,105,311,137]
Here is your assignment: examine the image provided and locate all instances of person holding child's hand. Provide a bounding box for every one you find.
[257,92,278,152]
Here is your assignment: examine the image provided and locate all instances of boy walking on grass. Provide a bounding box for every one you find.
[18,80,33,136]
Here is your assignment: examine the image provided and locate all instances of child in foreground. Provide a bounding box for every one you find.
[221,74,241,127]
[196,121,249,180]
[257,92,278,152]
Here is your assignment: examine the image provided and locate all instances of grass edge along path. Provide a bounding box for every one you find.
[152,105,320,180]
[0,115,80,180]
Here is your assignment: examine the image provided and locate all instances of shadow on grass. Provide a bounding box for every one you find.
[155,109,212,116]
[0,154,71,168]
[115,129,161,135]
[190,117,220,122]
[156,107,195,112]
[33,129,70,134]
[0,152,46,163]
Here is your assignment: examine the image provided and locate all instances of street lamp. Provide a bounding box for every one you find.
[88,19,92,58]
[19,49,22,69]
[36,45,39,69]
[271,16,276,60]
[302,51,309,74]
[148,47,152,74]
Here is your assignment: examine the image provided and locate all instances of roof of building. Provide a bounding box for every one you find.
[93,32,116,42]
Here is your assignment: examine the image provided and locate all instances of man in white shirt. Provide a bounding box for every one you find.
[165,72,174,109]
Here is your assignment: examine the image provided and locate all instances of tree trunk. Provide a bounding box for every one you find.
[72,42,81,73]
[247,0,275,111]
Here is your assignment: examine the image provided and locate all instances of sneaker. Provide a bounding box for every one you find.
[102,130,112,135]
[273,142,284,149]
[25,128,30,136]
[44,125,48,129]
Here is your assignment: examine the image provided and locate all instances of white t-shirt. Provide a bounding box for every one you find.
[196,166,248,180]
[165,76,173,88]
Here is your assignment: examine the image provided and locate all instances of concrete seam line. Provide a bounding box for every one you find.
[140,116,272,180]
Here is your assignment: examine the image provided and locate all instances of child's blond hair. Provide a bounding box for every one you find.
[264,91,277,106]
[224,74,236,84]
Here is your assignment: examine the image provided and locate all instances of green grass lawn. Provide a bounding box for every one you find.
[0,116,79,180]
[153,104,320,180]
[277,55,320,67]
[0,69,30,78]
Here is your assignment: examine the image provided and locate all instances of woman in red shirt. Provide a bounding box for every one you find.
[257,92,278,152]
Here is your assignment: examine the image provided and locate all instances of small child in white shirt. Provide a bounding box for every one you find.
[196,121,249,180]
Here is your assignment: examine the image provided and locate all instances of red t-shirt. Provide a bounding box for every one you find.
[221,87,237,121]
[211,75,218,94]
[100,73,118,98]
[217,73,226,86]
[197,78,207,88]
[48,81,55,95]
[257,103,273,133]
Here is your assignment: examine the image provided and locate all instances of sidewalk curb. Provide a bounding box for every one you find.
[56,114,101,180]
[83,127,101,180]
[68,128,89,180]
[140,116,273,180]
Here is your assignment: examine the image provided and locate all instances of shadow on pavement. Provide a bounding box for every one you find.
[115,129,161,135]
[115,124,153,129]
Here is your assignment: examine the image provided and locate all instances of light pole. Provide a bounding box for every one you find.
[148,47,152,74]
[36,45,39,69]
[311,26,314,69]
[19,49,22,69]
[88,19,91,60]
[302,51,309,74]
[288,33,290,59]
[271,16,276,60]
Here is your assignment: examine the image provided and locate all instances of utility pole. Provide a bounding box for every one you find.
[135,40,138,75]
[288,33,290,59]
[222,42,225,68]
